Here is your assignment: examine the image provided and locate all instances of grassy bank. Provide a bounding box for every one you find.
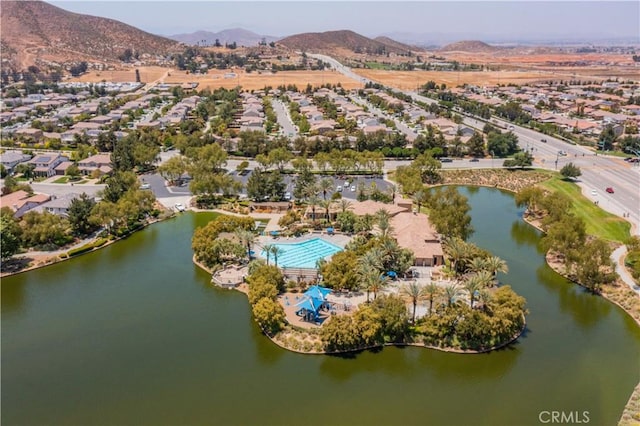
[540,177,631,243]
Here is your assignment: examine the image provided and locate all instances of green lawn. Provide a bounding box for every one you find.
[52,176,70,183]
[540,176,631,243]
[365,62,391,70]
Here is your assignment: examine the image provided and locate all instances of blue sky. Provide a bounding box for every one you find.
[49,1,640,42]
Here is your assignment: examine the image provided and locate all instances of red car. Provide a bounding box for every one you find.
[606,187,615,194]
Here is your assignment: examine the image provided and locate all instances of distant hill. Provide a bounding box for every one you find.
[373,36,421,53]
[169,28,279,47]
[278,30,416,55]
[439,40,501,53]
[1,0,182,69]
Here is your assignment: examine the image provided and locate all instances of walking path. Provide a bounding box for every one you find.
[612,245,640,295]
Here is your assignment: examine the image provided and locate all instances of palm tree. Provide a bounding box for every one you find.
[443,283,462,307]
[476,289,493,313]
[319,177,333,201]
[413,189,429,213]
[401,281,426,322]
[424,282,440,315]
[375,209,393,238]
[337,199,353,214]
[262,243,274,265]
[467,257,488,274]
[270,245,285,267]
[485,256,508,285]
[235,228,256,260]
[444,237,469,276]
[357,249,383,302]
[475,270,494,288]
[307,195,320,222]
[358,269,378,303]
[463,275,483,309]
[370,272,388,300]
[319,199,332,223]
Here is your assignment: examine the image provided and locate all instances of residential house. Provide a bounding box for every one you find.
[32,193,86,217]
[28,153,69,177]
[14,128,43,142]
[78,154,112,176]
[0,190,51,218]
[0,151,32,173]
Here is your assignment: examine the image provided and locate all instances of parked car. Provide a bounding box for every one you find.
[606,187,615,194]
[174,203,185,212]
[140,183,151,190]
[440,158,453,163]
[284,192,291,200]
[591,189,598,196]
[470,158,480,162]
[558,150,568,156]
[336,185,343,192]
[350,185,356,192]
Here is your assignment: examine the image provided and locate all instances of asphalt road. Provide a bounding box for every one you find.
[271,98,298,138]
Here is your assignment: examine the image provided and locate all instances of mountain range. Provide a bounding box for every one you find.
[278,30,419,55]
[168,28,278,47]
[1,0,181,69]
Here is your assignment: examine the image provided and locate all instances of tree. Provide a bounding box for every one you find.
[336,211,357,233]
[443,283,462,307]
[20,211,71,248]
[370,295,410,342]
[463,275,483,308]
[427,187,474,241]
[485,256,508,280]
[68,193,98,236]
[395,165,423,195]
[319,178,333,201]
[1,208,21,259]
[102,171,138,203]
[158,156,188,185]
[598,124,617,150]
[515,186,546,216]
[235,228,257,261]
[487,131,519,157]
[65,164,81,180]
[269,245,285,267]
[401,281,426,322]
[424,282,440,315]
[560,163,582,180]
[467,132,485,158]
[252,297,285,335]
[14,163,35,179]
[261,243,275,265]
[574,238,615,293]
[320,250,359,290]
[503,151,533,169]
[111,137,136,172]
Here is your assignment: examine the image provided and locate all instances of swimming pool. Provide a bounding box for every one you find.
[259,238,343,269]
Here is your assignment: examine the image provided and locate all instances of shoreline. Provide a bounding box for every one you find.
[193,257,525,355]
[0,214,175,279]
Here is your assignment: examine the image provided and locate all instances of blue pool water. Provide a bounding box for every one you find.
[259,238,343,268]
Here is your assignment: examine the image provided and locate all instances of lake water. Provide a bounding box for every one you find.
[2,187,639,425]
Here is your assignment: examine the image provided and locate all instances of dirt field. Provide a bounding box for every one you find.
[70,68,364,90]
[162,69,364,91]
[70,66,169,84]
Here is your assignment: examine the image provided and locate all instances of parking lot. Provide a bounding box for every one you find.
[146,169,393,202]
